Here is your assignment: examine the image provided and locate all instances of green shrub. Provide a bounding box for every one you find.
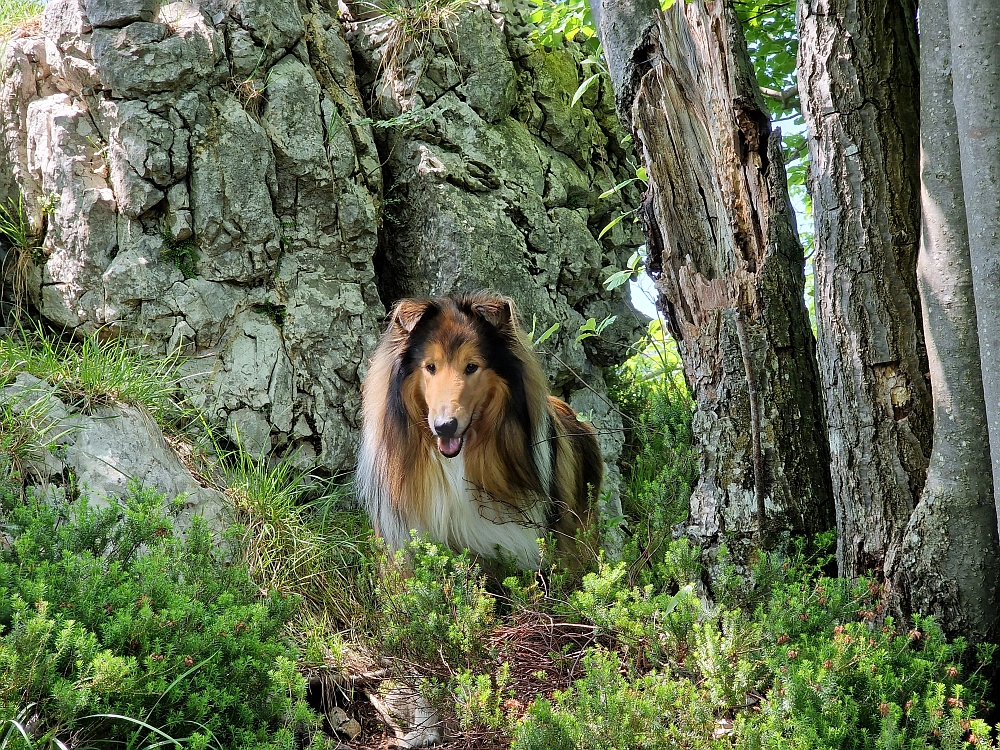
[512,648,723,750]
[378,536,495,666]
[733,538,996,749]
[608,367,696,558]
[564,556,701,666]
[454,661,514,732]
[510,536,997,750]
[0,486,318,749]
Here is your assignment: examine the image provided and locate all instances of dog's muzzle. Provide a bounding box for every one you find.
[433,418,464,458]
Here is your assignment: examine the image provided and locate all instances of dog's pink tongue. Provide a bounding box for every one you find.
[438,437,462,457]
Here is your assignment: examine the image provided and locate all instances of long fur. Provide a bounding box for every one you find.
[356,292,601,570]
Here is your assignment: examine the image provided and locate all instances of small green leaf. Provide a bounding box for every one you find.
[599,178,638,200]
[571,74,600,108]
[598,211,629,239]
[604,269,633,291]
[532,322,560,348]
[636,166,648,182]
[596,315,617,335]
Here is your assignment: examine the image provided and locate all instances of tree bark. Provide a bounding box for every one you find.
[947,0,1000,541]
[798,0,931,581]
[888,0,1000,641]
[594,0,834,568]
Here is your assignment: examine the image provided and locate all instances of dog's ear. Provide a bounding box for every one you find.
[391,298,433,333]
[471,295,514,331]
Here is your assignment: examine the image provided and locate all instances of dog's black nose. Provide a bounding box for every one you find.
[434,418,459,438]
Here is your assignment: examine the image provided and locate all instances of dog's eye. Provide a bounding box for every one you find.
[425,363,436,374]
[465,363,479,375]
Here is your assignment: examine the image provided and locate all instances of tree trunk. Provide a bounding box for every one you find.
[947,0,1000,541]
[593,0,834,568]
[887,0,1000,641]
[798,0,931,581]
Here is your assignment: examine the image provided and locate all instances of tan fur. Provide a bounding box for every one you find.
[356,292,601,569]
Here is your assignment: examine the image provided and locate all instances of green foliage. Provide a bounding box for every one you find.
[378,536,496,666]
[362,0,469,82]
[0,195,38,256]
[529,0,676,52]
[511,536,997,749]
[252,302,286,328]
[512,648,722,750]
[214,436,378,626]
[160,234,198,280]
[0,194,41,322]
[0,325,193,435]
[730,538,996,749]
[0,487,318,749]
[734,1,798,117]
[609,359,697,544]
[530,0,597,51]
[566,558,700,665]
[0,388,74,489]
[454,662,514,732]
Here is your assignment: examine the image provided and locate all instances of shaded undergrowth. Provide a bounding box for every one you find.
[1,326,995,750]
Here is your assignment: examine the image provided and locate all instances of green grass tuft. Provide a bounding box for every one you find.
[0,324,196,435]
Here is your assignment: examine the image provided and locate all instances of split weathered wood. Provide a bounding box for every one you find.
[593,0,834,568]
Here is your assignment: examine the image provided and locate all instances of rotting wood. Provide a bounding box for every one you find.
[593,0,834,571]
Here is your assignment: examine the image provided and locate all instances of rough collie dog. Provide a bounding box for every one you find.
[356,293,602,570]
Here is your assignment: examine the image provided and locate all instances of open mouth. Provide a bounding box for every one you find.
[437,436,463,458]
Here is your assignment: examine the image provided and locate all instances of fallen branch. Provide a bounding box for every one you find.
[364,689,410,747]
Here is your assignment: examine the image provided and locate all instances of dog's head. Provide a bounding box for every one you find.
[390,293,522,458]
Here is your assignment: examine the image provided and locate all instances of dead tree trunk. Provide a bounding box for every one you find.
[798,0,931,581]
[593,0,834,569]
[888,0,1000,642]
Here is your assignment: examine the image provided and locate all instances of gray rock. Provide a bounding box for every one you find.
[26,94,118,331]
[62,403,229,534]
[165,182,192,240]
[91,6,223,97]
[453,3,517,123]
[226,406,272,459]
[188,94,280,282]
[162,278,243,349]
[208,314,292,444]
[105,144,164,217]
[100,99,189,188]
[103,247,183,306]
[43,0,92,52]
[339,718,362,741]
[1,0,639,491]
[1,376,228,535]
[203,0,304,78]
[85,0,159,28]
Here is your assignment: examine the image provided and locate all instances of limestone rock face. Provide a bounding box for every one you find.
[347,0,643,510]
[0,374,228,535]
[0,0,642,492]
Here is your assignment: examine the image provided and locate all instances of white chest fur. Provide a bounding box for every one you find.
[421,451,546,570]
